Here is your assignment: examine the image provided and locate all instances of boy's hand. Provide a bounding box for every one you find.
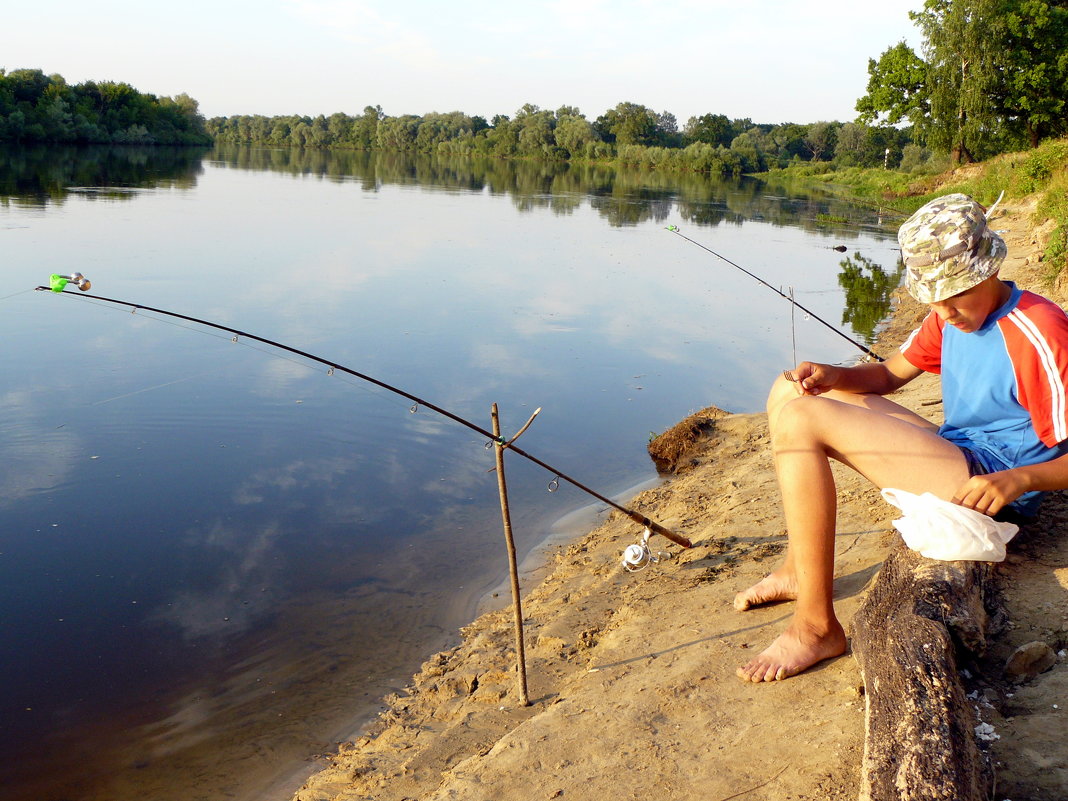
[952,470,1029,516]
[786,362,842,396]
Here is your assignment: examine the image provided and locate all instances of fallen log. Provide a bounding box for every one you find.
[852,539,994,801]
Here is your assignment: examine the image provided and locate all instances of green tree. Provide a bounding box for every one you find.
[682,113,733,147]
[898,142,929,171]
[5,68,51,104]
[729,131,766,172]
[1001,0,1068,147]
[327,112,353,145]
[764,123,809,165]
[656,111,681,147]
[352,105,383,149]
[856,41,931,133]
[914,0,1006,162]
[594,102,660,146]
[39,96,74,141]
[376,115,420,150]
[554,114,596,157]
[484,114,518,156]
[834,122,867,166]
[513,104,557,155]
[803,122,838,161]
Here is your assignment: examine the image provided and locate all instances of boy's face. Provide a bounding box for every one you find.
[927,277,1009,333]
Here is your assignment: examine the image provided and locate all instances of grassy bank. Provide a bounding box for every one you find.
[767,137,1068,281]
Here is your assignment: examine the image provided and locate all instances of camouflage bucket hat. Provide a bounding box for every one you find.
[897,193,1007,303]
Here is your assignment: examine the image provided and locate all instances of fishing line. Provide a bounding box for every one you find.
[37,283,691,548]
[789,287,797,369]
[0,288,37,303]
[92,370,227,406]
[665,225,884,362]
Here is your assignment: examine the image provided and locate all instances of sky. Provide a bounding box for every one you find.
[2,0,923,125]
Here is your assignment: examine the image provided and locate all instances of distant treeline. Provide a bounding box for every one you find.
[207,104,922,177]
[206,0,1067,174]
[0,69,211,146]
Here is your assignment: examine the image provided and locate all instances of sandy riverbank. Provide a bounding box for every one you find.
[294,196,1068,801]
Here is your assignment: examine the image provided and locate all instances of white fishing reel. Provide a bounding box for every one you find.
[621,527,672,572]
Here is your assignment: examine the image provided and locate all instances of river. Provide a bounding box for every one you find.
[0,144,901,801]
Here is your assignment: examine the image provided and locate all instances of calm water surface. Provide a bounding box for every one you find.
[0,146,901,801]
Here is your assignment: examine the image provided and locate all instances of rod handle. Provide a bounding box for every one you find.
[631,513,692,548]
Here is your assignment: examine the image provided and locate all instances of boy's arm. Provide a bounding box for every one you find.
[954,453,1068,516]
[791,351,922,397]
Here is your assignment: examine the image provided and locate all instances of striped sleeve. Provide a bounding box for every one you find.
[900,310,944,373]
[1001,292,1068,446]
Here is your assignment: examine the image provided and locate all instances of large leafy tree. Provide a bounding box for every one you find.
[858,0,1067,161]
[913,0,1005,162]
[766,123,810,163]
[352,105,383,149]
[855,41,931,133]
[594,102,660,146]
[553,107,597,157]
[1001,0,1068,147]
[682,113,733,147]
[802,121,839,161]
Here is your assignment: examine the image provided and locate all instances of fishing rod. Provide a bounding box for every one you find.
[665,225,884,362]
[36,277,692,549]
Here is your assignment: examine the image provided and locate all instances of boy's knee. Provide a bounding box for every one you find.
[771,394,824,444]
[767,373,799,419]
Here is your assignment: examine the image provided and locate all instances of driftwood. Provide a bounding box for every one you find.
[852,540,995,801]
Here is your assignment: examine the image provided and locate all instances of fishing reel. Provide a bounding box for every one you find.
[50,272,92,292]
[621,527,672,572]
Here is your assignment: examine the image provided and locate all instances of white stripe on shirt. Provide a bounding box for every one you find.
[899,325,922,354]
[1006,309,1068,442]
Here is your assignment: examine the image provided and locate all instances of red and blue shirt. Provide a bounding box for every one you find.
[900,282,1068,514]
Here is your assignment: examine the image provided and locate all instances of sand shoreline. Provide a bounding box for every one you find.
[295,197,1068,801]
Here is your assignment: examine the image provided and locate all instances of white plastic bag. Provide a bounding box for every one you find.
[881,487,1019,562]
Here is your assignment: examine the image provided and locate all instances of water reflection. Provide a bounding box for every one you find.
[0,144,207,206]
[199,145,886,237]
[837,251,906,344]
[1,143,892,249]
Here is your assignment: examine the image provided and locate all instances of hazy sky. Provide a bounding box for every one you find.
[3,0,922,124]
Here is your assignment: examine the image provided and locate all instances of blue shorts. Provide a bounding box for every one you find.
[959,446,989,478]
[957,444,1038,521]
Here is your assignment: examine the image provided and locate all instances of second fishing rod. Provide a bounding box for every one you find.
[666,225,884,362]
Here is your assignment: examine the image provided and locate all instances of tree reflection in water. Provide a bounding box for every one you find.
[837,251,905,344]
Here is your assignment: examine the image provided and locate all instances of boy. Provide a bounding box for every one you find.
[735,193,1068,682]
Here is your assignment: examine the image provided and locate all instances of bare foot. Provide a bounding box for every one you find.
[735,618,847,682]
[733,570,798,611]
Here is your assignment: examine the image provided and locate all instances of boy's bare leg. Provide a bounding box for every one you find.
[735,376,970,682]
[735,375,940,613]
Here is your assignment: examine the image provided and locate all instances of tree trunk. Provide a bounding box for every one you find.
[952,141,974,165]
[852,540,994,801]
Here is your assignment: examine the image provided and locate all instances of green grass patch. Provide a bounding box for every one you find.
[1037,170,1068,281]
[815,212,848,224]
